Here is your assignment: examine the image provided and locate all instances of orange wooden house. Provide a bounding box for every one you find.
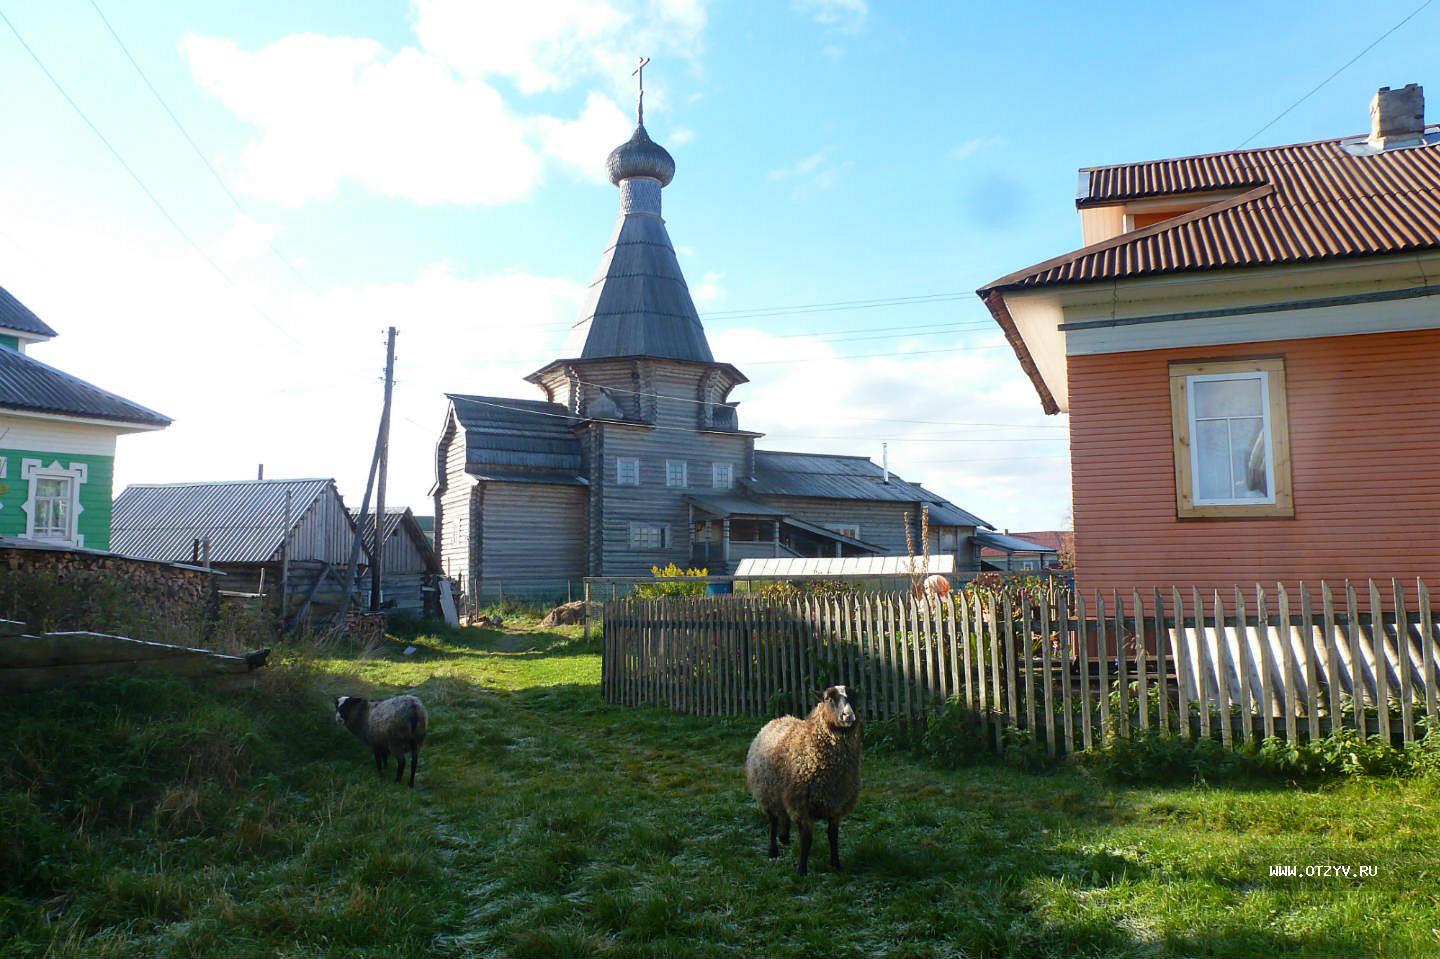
[978,84,1440,596]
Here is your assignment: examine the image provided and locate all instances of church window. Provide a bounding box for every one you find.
[712,463,733,490]
[616,457,640,486]
[629,523,670,550]
[665,460,688,488]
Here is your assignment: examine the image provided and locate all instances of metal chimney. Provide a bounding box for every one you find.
[882,443,889,484]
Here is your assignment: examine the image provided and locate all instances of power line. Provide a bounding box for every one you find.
[740,345,1008,364]
[703,291,972,320]
[1237,0,1436,148]
[84,0,318,294]
[0,5,302,345]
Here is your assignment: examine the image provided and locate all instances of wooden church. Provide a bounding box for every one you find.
[434,87,993,601]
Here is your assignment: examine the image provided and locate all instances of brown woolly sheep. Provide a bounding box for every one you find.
[744,685,862,875]
[334,694,428,787]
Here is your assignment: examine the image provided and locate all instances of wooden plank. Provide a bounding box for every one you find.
[927,597,943,706]
[1096,594,1111,742]
[1077,590,1094,751]
[960,589,975,712]
[1133,589,1149,732]
[1256,585,1276,741]
[1213,591,1233,749]
[946,594,961,705]
[1192,589,1211,743]
[972,590,988,738]
[1394,580,1415,746]
[1003,592,1019,733]
[1041,593,1056,756]
[1233,587,1253,745]
[988,593,1003,751]
[888,595,903,719]
[1154,590,1169,734]
[1301,584,1320,742]
[1370,580,1392,746]
[908,595,924,716]
[1060,593,1075,753]
[1172,589,1190,741]
[1023,596,1036,734]
[862,595,878,720]
[1347,581,1365,740]
[1421,579,1439,735]
[1114,593,1129,739]
[1321,581,1340,728]
[1278,583,1298,743]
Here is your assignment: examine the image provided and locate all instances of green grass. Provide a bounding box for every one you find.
[4,617,1440,958]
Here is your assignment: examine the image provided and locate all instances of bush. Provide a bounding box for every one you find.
[632,564,709,599]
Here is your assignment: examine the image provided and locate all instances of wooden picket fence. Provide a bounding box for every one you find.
[600,579,1440,755]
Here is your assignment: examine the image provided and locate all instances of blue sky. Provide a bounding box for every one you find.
[0,0,1434,531]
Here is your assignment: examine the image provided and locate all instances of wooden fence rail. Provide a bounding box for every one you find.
[601,579,1440,756]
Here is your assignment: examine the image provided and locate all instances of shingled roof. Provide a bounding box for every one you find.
[981,129,1440,292]
[446,393,585,486]
[0,346,170,428]
[0,285,57,338]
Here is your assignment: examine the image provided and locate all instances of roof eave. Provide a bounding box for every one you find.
[978,289,1060,416]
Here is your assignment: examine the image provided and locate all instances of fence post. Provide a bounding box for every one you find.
[1213,591,1233,748]
[1302,583,1321,742]
[1096,594,1111,742]
[1133,589,1148,732]
[1233,587,1253,745]
[1153,590,1168,735]
[1114,593,1129,739]
[1393,580,1415,746]
[1022,595,1036,735]
[988,593,1004,752]
[1060,590,1076,754]
[1369,580,1392,745]
[1278,583,1298,743]
[1256,585,1276,740]
[1421,579,1439,734]
[1171,588,1191,741]
[1346,581,1365,740]
[1041,593,1056,757]
[1077,591,1093,751]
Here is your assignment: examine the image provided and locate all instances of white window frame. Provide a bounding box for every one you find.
[1169,357,1293,520]
[616,457,640,486]
[20,458,87,546]
[712,462,733,490]
[1186,371,1276,507]
[665,459,688,488]
[628,522,671,550]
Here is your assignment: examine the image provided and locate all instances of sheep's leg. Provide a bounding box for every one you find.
[767,815,780,858]
[394,751,405,784]
[409,748,419,788]
[797,821,814,876]
[779,820,791,845]
[373,748,386,775]
[827,818,841,870]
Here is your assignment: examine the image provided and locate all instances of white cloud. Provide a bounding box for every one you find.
[793,0,868,32]
[183,35,543,207]
[949,135,1007,161]
[690,271,724,304]
[767,150,830,180]
[215,214,282,261]
[536,92,633,182]
[410,0,707,96]
[668,126,696,146]
[181,1,711,208]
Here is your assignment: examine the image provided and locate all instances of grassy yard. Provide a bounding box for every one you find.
[3,619,1439,958]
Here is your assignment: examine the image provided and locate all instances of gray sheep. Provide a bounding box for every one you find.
[334,694,429,787]
[744,685,862,875]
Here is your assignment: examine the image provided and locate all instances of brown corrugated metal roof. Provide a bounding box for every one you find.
[987,132,1440,291]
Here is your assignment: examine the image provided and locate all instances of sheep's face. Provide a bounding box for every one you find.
[334,695,367,726]
[821,685,858,729]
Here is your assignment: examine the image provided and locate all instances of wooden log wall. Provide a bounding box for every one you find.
[601,579,1440,756]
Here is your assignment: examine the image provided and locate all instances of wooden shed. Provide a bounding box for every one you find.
[112,478,358,622]
[351,507,442,617]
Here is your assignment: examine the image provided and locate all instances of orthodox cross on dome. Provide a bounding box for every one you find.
[632,56,650,125]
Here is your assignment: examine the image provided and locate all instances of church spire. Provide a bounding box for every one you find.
[567,59,712,364]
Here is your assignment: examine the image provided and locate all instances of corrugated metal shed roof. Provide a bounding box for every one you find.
[0,346,171,427]
[112,479,333,563]
[974,530,1057,554]
[0,285,57,338]
[734,554,956,578]
[746,450,991,528]
[572,195,714,363]
[447,393,585,485]
[983,132,1440,291]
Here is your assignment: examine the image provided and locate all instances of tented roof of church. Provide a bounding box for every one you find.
[569,123,715,364]
[447,393,586,486]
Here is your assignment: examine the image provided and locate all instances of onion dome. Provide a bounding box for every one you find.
[606,124,675,187]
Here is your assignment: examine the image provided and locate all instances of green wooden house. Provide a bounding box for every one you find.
[0,284,170,550]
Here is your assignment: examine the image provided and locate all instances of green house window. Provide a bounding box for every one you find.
[33,476,74,540]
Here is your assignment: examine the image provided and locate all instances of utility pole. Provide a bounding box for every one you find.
[337,328,395,623]
[370,327,397,612]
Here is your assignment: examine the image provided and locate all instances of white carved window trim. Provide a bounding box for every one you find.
[665,460,688,488]
[21,458,87,547]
